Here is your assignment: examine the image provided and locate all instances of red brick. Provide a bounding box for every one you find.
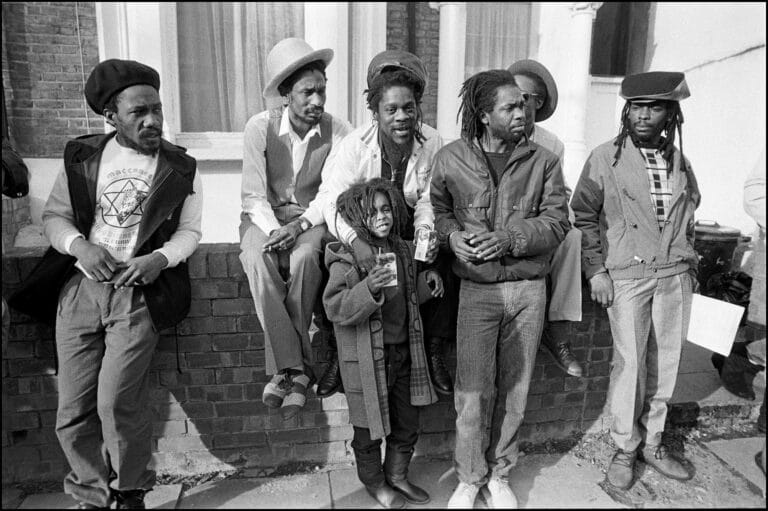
[211,333,252,351]
[213,432,267,449]
[6,412,41,430]
[186,352,241,369]
[187,417,244,435]
[236,314,262,332]
[212,298,255,316]
[158,368,216,387]
[7,358,56,377]
[216,367,261,384]
[215,401,269,417]
[227,252,245,278]
[190,279,239,299]
[208,252,228,278]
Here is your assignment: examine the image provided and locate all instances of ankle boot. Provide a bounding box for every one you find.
[316,354,343,397]
[355,447,405,508]
[426,337,453,395]
[384,448,430,504]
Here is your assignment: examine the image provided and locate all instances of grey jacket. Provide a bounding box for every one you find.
[571,136,700,281]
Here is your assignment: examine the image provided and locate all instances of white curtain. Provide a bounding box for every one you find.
[177,2,304,132]
[465,3,531,79]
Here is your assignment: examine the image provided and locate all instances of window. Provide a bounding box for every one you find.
[465,3,532,78]
[590,2,650,76]
[176,3,304,132]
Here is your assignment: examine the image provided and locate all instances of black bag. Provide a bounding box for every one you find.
[2,137,29,198]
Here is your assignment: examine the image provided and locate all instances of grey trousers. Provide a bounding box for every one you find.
[548,227,583,322]
[55,272,159,507]
[605,272,693,451]
[239,214,325,376]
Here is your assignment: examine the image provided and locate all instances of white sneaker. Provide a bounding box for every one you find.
[447,481,481,508]
[482,477,518,509]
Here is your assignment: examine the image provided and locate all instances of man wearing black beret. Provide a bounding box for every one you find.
[12,58,203,508]
[572,71,699,491]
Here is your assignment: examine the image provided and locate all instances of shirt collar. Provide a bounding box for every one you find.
[279,107,322,142]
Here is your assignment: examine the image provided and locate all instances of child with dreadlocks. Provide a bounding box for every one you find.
[572,71,700,491]
[322,177,442,509]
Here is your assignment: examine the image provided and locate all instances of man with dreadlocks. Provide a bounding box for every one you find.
[431,69,569,508]
[571,71,700,491]
[315,50,454,398]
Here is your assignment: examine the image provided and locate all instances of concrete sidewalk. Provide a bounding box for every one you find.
[4,433,765,509]
[4,340,765,509]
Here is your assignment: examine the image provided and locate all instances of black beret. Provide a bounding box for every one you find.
[620,71,690,103]
[84,59,160,115]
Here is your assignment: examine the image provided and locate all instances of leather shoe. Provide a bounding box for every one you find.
[606,449,636,490]
[316,355,343,397]
[364,481,406,509]
[640,445,692,481]
[542,323,583,377]
[426,336,453,395]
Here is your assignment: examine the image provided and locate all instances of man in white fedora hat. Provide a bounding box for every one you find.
[239,37,351,421]
[507,59,584,379]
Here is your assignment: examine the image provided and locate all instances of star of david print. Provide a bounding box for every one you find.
[101,177,150,228]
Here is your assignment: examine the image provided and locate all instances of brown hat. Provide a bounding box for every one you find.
[367,50,428,93]
[262,38,334,98]
[507,59,558,122]
[84,59,160,115]
[620,71,690,103]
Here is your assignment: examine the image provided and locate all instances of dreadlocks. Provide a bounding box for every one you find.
[613,100,687,172]
[365,69,426,144]
[457,69,516,145]
[334,178,409,246]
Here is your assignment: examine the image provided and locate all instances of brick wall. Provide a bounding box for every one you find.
[1,243,613,484]
[1,2,103,158]
[386,2,440,129]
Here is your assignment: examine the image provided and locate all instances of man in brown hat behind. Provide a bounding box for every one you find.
[239,38,351,421]
[11,58,203,508]
[508,59,584,378]
[572,71,700,490]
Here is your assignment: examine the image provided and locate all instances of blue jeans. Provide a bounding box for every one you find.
[453,278,546,485]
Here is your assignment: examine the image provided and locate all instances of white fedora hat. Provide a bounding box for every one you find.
[262,38,334,99]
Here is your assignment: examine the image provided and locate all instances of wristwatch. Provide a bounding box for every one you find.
[297,217,312,233]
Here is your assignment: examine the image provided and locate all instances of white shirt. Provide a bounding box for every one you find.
[240,108,352,234]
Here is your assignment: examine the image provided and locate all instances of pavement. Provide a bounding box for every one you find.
[3,342,765,509]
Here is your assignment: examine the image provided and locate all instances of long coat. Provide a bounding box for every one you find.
[322,238,439,440]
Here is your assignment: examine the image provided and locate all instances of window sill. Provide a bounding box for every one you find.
[175,132,244,162]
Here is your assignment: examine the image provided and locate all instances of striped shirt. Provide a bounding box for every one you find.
[640,148,672,230]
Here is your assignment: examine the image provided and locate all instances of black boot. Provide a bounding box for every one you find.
[385,448,430,504]
[542,322,583,377]
[113,490,147,509]
[355,447,405,509]
[426,337,453,395]
[316,352,343,397]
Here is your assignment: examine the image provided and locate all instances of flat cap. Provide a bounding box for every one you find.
[367,50,428,93]
[85,59,160,115]
[620,71,690,103]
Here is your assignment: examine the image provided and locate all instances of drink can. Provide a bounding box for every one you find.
[414,229,436,262]
[375,252,398,287]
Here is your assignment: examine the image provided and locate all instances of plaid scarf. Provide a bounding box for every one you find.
[640,147,672,230]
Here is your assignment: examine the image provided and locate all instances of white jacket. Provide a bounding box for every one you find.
[316,122,444,244]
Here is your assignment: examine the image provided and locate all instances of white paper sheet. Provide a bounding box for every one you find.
[686,293,745,356]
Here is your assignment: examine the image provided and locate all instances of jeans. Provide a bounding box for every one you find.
[453,278,546,485]
[351,343,419,486]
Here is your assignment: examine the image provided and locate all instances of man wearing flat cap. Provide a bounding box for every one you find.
[239,38,351,421]
[508,59,584,379]
[571,71,700,491]
[11,58,203,508]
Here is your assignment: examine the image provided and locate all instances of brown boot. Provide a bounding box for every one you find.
[640,444,692,481]
[606,449,637,490]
